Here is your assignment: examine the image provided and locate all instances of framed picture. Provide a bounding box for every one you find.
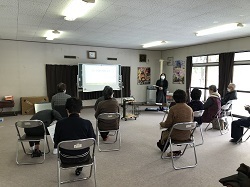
[87,51,97,59]
[139,54,147,62]
[137,67,151,85]
[173,60,185,84]
[167,57,174,66]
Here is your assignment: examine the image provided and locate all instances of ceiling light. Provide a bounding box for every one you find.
[45,30,61,40]
[63,0,96,21]
[142,41,167,48]
[195,23,244,36]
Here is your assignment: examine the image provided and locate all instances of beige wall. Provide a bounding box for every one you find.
[0,40,161,111]
[162,36,250,93]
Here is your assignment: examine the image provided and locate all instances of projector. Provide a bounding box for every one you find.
[82,0,95,3]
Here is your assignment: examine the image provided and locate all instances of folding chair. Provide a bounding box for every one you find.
[34,103,52,113]
[15,120,50,165]
[96,113,121,152]
[193,110,204,146]
[221,100,233,128]
[161,122,198,170]
[236,126,250,144]
[57,138,96,187]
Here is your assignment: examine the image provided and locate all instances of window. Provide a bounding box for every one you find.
[232,52,250,116]
[191,55,219,101]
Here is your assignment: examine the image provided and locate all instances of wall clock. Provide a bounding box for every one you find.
[87,51,97,59]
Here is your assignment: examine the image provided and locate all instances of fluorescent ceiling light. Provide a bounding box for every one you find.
[63,0,96,21]
[195,23,244,36]
[45,30,61,40]
[142,41,167,48]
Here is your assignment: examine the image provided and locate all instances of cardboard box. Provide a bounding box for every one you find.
[21,96,49,115]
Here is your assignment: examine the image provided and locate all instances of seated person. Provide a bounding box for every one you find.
[94,85,110,111]
[202,85,221,123]
[51,82,71,117]
[221,83,237,106]
[229,105,250,143]
[24,109,62,157]
[54,97,96,176]
[95,86,120,141]
[188,88,204,125]
[157,89,193,155]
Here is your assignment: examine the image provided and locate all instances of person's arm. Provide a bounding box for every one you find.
[87,121,96,139]
[52,110,63,121]
[51,96,55,109]
[95,105,100,119]
[203,98,213,109]
[160,108,174,128]
[53,121,61,148]
[163,80,168,93]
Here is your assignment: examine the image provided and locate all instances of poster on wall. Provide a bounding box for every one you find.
[173,60,185,84]
[137,67,151,85]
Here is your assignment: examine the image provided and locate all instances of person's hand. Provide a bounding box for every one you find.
[160,122,164,129]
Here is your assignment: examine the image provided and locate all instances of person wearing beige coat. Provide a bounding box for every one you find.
[157,89,194,152]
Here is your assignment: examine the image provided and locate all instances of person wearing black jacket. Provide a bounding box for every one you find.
[24,109,62,157]
[221,83,237,106]
[155,73,168,111]
[54,97,96,176]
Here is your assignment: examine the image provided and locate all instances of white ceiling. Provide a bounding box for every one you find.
[1,0,250,50]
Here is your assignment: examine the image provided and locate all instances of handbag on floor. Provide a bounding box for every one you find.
[212,118,224,130]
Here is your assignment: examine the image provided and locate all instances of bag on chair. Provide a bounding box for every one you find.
[212,118,224,130]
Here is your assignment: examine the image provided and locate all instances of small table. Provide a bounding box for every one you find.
[0,100,16,115]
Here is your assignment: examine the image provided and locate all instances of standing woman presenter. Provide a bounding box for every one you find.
[156,73,168,111]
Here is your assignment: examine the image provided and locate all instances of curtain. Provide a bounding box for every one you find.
[46,64,78,101]
[218,52,235,97]
[186,56,193,102]
[46,65,130,101]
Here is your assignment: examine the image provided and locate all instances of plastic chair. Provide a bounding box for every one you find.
[236,126,250,144]
[193,110,204,146]
[15,120,50,165]
[161,122,198,170]
[57,138,96,187]
[34,103,52,113]
[96,113,121,152]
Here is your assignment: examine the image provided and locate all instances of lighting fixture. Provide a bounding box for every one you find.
[45,30,61,40]
[63,0,96,21]
[195,23,244,36]
[142,41,167,48]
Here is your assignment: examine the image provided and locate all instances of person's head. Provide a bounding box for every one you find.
[227,83,236,92]
[57,82,66,93]
[173,89,186,103]
[208,85,217,95]
[191,88,202,101]
[103,86,114,100]
[65,97,82,114]
[160,73,166,80]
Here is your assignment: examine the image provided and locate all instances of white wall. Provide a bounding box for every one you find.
[0,40,161,111]
[162,36,250,92]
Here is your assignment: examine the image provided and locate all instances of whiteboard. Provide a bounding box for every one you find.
[78,64,121,92]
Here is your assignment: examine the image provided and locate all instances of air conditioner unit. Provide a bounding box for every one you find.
[82,0,95,3]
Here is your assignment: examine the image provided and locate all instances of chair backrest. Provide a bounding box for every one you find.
[172,122,197,131]
[34,103,52,113]
[97,113,120,121]
[58,138,96,158]
[221,100,233,111]
[15,120,44,129]
[193,110,204,118]
[15,120,45,138]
